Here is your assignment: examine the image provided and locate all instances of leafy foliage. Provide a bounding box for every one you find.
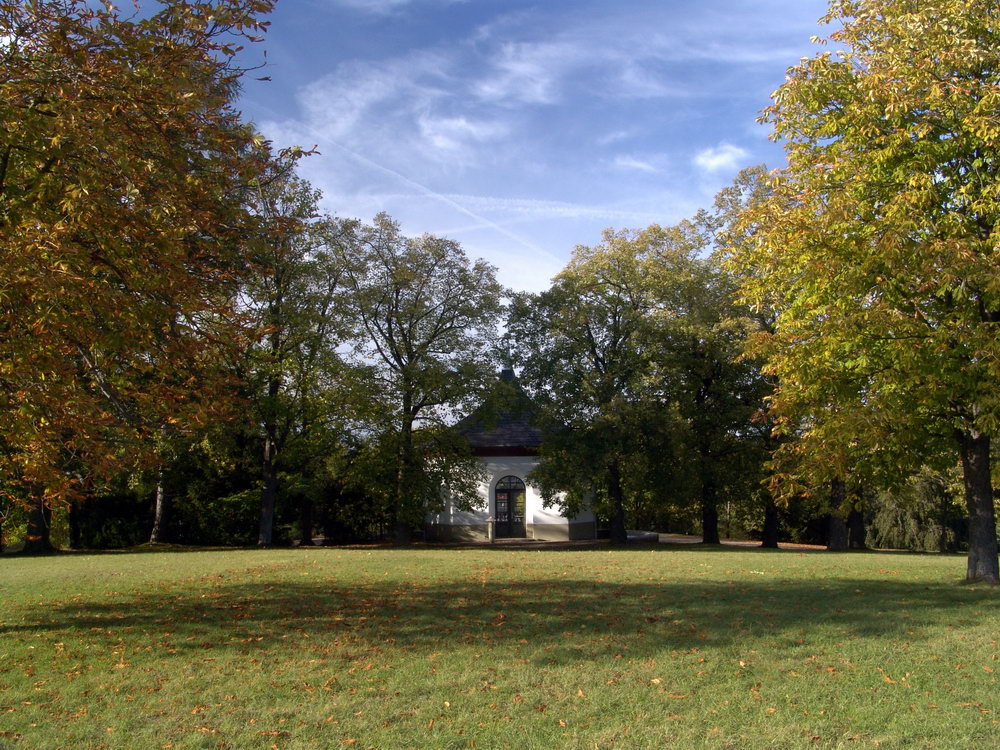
[239,156,351,545]
[511,223,769,543]
[729,0,1000,581]
[510,228,674,543]
[333,214,502,539]
[869,466,968,553]
[0,0,273,503]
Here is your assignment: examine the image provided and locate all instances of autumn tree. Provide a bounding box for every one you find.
[334,215,502,543]
[0,0,275,539]
[730,0,1000,583]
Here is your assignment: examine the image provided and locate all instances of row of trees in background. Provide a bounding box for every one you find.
[1,143,972,562]
[2,0,996,582]
[0,0,504,552]
[509,214,771,547]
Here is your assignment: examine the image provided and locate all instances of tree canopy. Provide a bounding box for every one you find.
[334,214,503,542]
[1,0,274,506]
[510,222,768,545]
[728,0,1000,583]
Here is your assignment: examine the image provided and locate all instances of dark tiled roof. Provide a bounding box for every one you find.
[460,411,542,450]
[455,370,543,454]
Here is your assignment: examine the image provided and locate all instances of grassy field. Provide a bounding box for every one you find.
[1,544,997,749]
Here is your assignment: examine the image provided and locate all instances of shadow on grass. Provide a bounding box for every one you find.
[6,562,995,667]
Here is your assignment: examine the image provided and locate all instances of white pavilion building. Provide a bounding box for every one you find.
[425,371,597,542]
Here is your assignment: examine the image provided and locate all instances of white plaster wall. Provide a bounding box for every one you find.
[425,507,490,526]
[482,456,540,525]
[430,457,536,528]
[429,455,592,528]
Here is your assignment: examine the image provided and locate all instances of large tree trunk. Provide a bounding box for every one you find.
[760,496,779,548]
[258,432,278,546]
[847,509,866,550]
[24,495,54,554]
[607,460,627,545]
[701,503,720,544]
[149,469,168,544]
[298,496,314,546]
[957,430,999,585]
[68,502,82,550]
[392,407,416,546]
[827,478,849,551]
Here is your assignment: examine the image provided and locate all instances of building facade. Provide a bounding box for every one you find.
[425,371,596,542]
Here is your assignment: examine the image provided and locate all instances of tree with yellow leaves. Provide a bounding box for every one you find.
[731,0,1000,582]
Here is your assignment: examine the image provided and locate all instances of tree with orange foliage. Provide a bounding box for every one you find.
[0,0,274,550]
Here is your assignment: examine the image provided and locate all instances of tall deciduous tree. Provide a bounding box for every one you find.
[513,223,768,545]
[241,161,349,546]
[335,214,502,543]
[0,1,273,518]
[647,221,771,545]
[730,0,1000,583]
[510,228,685,545]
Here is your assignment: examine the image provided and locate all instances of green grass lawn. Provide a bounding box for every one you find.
[1,544,997,749]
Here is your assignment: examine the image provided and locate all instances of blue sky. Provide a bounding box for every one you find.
[239,0,832,292]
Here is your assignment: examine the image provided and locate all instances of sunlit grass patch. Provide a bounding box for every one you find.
[1,546,997,748]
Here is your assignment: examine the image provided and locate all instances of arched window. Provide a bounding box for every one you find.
[494,476,526,538]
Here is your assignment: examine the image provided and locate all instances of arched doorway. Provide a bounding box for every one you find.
[494,476,526,538]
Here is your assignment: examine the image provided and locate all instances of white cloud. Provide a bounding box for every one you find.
[290,52,513,168]
[596,129,636,147]
[475,41,582,105]
[332,0,409,12]
[417,115,508,154]
[693,143,750,173]
[612,155,659,174]
[612,61,690,99]
[330,0,466,15]
[439,194,667,225]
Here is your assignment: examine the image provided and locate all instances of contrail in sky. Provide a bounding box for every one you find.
[325,138,560,263]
